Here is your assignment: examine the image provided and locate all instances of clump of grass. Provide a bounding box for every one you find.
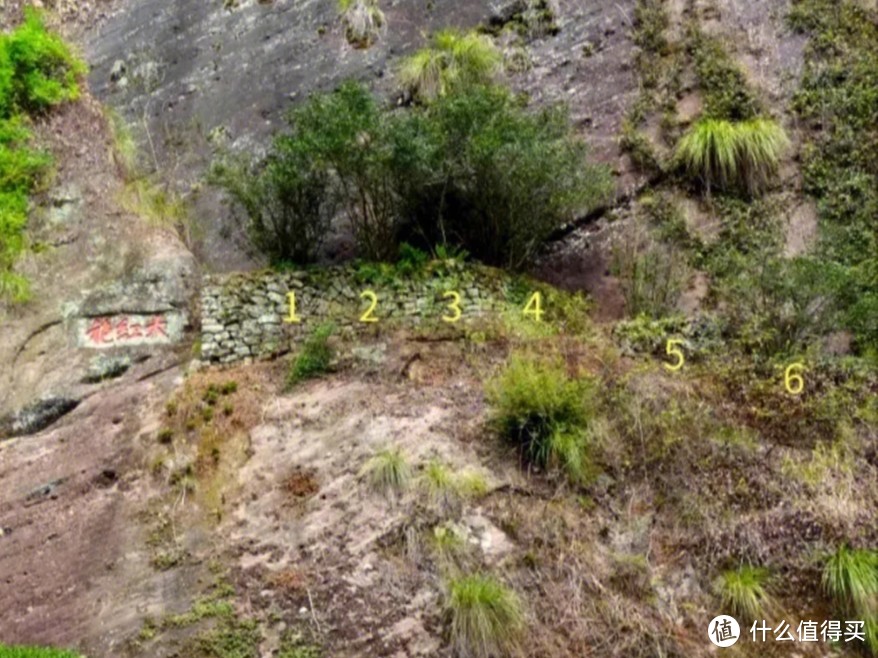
[823,545,878,654]
[399,29,501,103]
[338,0,385,48]
[714,565,775,620]
[487,353,595,482]
[676,117,789,195]
[823,545,878,616]
[432,523,468,567]
[362,447,411,499]
[418,461,489,513]
[286,323,335,388]
[445,574,524,658]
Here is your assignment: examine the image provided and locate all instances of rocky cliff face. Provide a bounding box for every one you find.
[84,0,641,270]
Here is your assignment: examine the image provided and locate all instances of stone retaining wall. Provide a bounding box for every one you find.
[200,264,511,363]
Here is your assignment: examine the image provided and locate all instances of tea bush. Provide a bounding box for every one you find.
[215,81,610,269]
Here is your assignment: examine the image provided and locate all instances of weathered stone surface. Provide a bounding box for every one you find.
[0,397,80,439]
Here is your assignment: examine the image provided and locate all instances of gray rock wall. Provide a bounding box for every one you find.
[201,264,510,363]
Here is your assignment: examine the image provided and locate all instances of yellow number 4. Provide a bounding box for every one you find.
[359,290,379,323]
[785,362,805,395]
[442,291,462,323]
[284,292,301,324]
[523,292,544,322]
[664,339,684,371]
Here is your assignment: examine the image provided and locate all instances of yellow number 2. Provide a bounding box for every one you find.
[523,292,544,322]
[359,290,379,323]
[664,339,685,371]
[284,292,301,324]
[442,291,462,323]
[784,362,805,395]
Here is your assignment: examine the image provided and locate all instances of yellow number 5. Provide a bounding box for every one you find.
[664,339,684,371]
[785,362,805,395]
[359,290,379,323]
[442,291,462,323]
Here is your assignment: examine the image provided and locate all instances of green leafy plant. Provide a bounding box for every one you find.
[0,12,85,302]
[0,9,86,115]
[676,117,789,194]
[361,447,411,498]
[399,29,501,103]
[714,565,775,620]
[445,574,524,658]
[339,0,385,48]
[399,84,612,268]
[287,323,335,387]
[487,353,596,481]
[214,82,610,268]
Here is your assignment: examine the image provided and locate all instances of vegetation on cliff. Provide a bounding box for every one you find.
[0,9,84,302]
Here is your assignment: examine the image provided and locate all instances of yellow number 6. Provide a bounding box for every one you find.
[664,339,684,371]
[359,290,379,323]
[785,362,805,395]
[442,291,462,323]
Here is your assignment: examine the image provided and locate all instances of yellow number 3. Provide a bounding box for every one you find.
[442,291,462,323]
[664,339,684,371]
[785,362,805,395]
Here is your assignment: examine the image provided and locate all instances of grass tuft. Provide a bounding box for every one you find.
[362,447,411,499]
[445,574,524,658]
[487,353,595,482]
[399,29,501,103]
[823,545,878,616]
[286,323,335,388]
[714,565,775,620]
[339,0,385,48]
[676,117,789,195]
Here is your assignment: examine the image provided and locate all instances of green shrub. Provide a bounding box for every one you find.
[362,447,411,498]
[487,353,595,481]
[789,0,878,353]
[210,148,336,266]
[714,565,775,620]
[399,84,611,269]
[399,29,501,104]
[287,323,335,387]
[339,0,385,48]
[215,81,610,268]
[688,29,759,121]
[445,574,524,658]
[676,118,789,194]
[0,12,84,302]
[0,9,85,115]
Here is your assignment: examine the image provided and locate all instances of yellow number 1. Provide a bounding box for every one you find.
[523,292,544,322]
[442,291,462,323]
[664,339,684,371]
[284,292,301,324]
